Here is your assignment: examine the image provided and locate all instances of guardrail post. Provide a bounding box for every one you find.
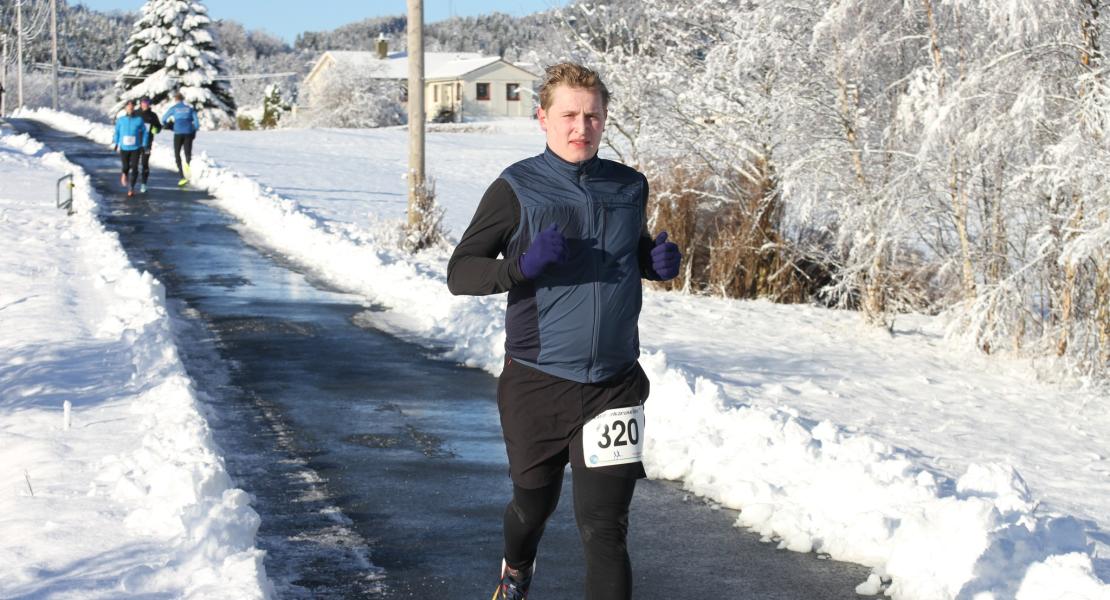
[56,174,74,216]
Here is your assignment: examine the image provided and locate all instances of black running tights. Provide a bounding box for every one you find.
[119,150,140,189]
[173,133,194,177]
[503,469,636,600]
[140,147,152,184]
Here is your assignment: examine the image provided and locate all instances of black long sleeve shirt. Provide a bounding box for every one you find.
[138,109,161,147]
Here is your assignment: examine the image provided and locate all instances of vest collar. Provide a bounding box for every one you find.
[542,146,601,180]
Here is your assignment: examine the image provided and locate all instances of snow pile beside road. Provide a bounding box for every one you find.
[641,351,1101,598]
[19,108,1109,599]
[0,126,271,598]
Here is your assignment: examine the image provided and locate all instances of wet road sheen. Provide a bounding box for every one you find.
[10,119,878,599]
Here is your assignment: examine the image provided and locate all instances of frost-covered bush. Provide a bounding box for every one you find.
[297,66,405,129]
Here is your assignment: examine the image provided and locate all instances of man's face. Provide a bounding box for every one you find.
[537,84,606,164]
[125,103,134,115]
[140,101,150,111]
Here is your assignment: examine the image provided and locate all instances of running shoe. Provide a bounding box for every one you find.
[127,189,134,198]
[120,172,127,187]
[140,184,147,193]
[492,559,534,600]
[183,162,191,178]
[177,178,188,187]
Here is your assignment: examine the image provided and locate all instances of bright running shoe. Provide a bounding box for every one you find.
[120,172,127,187]
[183,162,191,178]
[127,189,134,198]
[178,178,188,187]
[492,559,534,600]
[140,184,147,193]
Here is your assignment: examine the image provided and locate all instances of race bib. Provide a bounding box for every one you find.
[583,405,644,468]
[122,135,137,146]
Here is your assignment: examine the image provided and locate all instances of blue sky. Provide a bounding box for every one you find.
[75,0,566,43]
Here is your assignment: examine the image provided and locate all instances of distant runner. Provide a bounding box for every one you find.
[447,63,682,600]
[136,96,161,194]
[111,99,148,198]
[161,92,199,187]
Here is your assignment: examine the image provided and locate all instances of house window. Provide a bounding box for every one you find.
[506,83,520,101]
[477,82,490,101]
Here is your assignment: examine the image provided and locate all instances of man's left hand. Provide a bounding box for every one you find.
[650,231,682,280]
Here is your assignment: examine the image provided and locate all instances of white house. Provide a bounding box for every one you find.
[301,41,540,122]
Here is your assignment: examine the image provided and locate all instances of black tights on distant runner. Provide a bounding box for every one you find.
[140,147,152,184]
[119,150,140,190]
[503,468,636,600]
[173,133,194,177]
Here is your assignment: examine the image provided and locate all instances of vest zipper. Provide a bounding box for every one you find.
[580,172,601,383]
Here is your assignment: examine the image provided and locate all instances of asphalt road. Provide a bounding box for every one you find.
[9,118,880,599]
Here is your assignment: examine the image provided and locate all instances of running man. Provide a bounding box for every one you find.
[136,96,162,193]
[447,63,682,600]
[111,99,148,198]
[161,92,199,186]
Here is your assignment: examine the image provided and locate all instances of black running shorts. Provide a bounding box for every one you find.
[497,357,650,489]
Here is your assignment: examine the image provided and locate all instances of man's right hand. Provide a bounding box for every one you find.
[519,224,568,279]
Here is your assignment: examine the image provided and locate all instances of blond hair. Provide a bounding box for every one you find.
[538,62,610,111]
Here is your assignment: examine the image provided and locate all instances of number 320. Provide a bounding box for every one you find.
[597,418,640,449]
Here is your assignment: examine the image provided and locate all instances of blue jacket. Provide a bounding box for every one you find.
[162,102,199,134]
[500,149,651,383]
[112,114,148,151]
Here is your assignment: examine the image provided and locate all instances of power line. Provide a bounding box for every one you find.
[31,62,297,81]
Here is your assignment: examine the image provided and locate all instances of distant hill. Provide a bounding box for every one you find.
[293,11,561,64]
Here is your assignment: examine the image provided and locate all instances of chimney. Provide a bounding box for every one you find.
[376,33,388,59]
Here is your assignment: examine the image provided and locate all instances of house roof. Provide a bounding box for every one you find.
[310,51,538,83]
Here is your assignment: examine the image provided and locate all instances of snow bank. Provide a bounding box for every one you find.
[0,124,270,598]
[17,108,1109,600]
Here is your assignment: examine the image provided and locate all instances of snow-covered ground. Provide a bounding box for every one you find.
[0,125,270,599]
[14,108,1110,599]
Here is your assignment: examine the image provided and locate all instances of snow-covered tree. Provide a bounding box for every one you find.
[259,83,289,128]
[115,0,236,128]
[565,0,1110,378]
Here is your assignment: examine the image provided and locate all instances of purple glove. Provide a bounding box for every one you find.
[650,231,682,280]
[519,224,568,279]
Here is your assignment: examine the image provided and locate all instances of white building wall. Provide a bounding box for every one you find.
[426,81,462,120]
[459,63,537,120]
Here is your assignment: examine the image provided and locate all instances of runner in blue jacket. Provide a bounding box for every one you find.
[112,99,149,198]
[161,92,200,186]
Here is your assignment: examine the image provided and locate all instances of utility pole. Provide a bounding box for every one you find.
[51,0,58,111]
[17,0,24,110]
[407,0,425,226]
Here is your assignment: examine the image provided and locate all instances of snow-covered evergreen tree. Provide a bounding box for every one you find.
[260,83,289,128]
[115,0,236,128]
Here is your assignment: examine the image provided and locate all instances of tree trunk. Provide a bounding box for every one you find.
[1057,197,1085,356]
[949,154,977,299]
[922,0,946,93]
[1097,256,1110,370]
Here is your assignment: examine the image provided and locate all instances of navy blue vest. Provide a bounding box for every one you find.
[500,148,647,383]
